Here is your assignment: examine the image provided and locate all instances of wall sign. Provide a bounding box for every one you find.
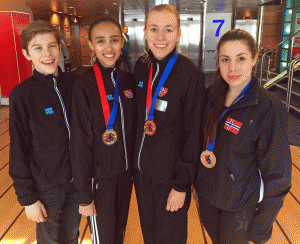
[204,13,232,72]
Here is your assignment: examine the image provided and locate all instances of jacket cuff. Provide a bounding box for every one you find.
[18,192,40,207]
[248,224,272,244]
[78,183,94,205]
[172,180,191,192]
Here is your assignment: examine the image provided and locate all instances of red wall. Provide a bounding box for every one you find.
[0,12,32,97]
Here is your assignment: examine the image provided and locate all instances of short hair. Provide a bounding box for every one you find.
[20,20,60,54]
[88,17,122,41]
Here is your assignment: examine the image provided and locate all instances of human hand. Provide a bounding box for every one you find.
[24,200,47,223]
[79,201,97,217]
[166,188,186,212]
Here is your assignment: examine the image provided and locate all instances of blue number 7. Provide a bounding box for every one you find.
[213,19,225,37]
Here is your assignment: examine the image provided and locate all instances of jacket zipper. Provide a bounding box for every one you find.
[53,78,71,142]
[111,70,128,171]
[137,63,160,173]
[53,78,72,182]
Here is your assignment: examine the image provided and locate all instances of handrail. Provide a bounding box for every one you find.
[263,61,300,89]
[259,29,300,85]
[286,57,300,112]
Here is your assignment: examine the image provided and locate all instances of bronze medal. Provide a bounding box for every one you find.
[102,129,118,146]
[200,150,216,168]
[144,119,156,136]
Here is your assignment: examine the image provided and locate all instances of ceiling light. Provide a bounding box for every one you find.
[112,2,117,5]
[58,11,63,13]
[70,14,74,15]
[68,6,74,8]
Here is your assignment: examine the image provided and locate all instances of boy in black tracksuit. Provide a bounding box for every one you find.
[71,62,135,243]
[9,21,81,244]
[134,48,206,243]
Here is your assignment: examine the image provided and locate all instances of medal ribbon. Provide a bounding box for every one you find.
[146,52,178,120]
[93,64,120,130]
[146,63,153,114]
[207,79,252,152]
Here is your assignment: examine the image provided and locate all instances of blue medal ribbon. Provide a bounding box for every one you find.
[147,52,178,120]
[207,78,252,151]
[106,74,120,130]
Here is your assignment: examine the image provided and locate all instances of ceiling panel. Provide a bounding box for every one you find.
[26,0,119,18]
[122,0,272,15]
[25,0,279,23]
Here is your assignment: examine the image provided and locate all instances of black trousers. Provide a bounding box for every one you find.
[198,195,257,244]
[92,169,133,244]
[134,170,191,244]
[36,182,81,244]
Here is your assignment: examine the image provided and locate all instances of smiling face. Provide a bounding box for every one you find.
[89,21,124,68]
[22,33,60,76]
[219,40,257,90]
[144,10,181,59]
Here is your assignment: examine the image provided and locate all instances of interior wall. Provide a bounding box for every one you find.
[0,0,33,17]
[260,5,282,69]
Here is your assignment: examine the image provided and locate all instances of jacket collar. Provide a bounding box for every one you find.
[232,77,260,109]
[148,49,176,68]
[95,59,115,75]
[32,66,63,87]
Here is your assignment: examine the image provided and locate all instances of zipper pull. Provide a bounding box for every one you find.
[227,169,235,181]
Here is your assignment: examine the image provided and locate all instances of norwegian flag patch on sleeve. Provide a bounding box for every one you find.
[224,117,243,135]
[123,90,134,98]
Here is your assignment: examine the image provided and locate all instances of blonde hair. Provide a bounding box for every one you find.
[143,4,181,65]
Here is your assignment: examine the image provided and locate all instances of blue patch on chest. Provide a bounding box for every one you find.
[107,94,114,101]
[138,81,143,88]
[45,107,54,115]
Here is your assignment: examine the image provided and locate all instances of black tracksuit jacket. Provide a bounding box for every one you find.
[70,60,136,205]
[134,49,206,192]
[194,77,292,244]
[9,69,76,206]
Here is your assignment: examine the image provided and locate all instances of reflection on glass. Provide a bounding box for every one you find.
[286,0,292,8]
[281,49,288,61]
[284,10,292,22]
[284,23,291,35]
[280,62,287,72]
[283,37,289,48]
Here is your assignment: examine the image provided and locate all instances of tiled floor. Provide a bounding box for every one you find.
[0,106,299,243]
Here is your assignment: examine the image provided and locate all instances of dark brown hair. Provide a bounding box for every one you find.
[88,17,123,65]
[88,17,122,41]
[20,20,60,54]
[204,29,258,146]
